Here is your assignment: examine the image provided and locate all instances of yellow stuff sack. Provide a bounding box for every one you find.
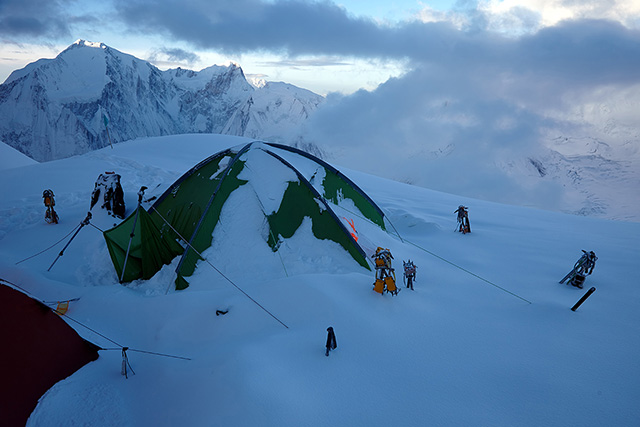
[385,276,397,292]
[373,279,385,294]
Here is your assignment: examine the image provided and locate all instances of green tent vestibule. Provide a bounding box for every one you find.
[104,206,184,283]
[104,141,388,290]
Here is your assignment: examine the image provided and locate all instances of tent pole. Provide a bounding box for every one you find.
[120,187,146,283]
[119,208,139,283]
[48,212,92,271]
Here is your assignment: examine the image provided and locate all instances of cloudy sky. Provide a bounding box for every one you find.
[2,0,639,212]
[1,0,638,94]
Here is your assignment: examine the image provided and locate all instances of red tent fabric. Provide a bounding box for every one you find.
[0,284,100,426]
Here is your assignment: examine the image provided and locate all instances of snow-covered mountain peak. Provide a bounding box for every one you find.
[248,77,268,89]
[71,39,107,50]
[0,43,324,162]
[167,64,235,90]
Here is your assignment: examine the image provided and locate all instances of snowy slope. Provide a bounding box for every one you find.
[0,134,638,426]
[0,141,37,171]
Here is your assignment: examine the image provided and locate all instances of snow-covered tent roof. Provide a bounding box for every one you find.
[104,142,387,289]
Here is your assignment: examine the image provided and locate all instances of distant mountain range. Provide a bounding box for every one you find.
[0,40,323,162]
[1,40,638,222]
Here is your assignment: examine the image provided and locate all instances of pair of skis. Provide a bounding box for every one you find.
[559,250,597,288]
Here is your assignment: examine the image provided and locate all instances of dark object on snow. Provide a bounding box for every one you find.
[90,171,125,219]
[42,189,59,224]
[137,186,148,203]
[325,326,337,357]
[216,309,229,316]
[571,287,596,312]
[560,250,597,289]
[454,205,470,234]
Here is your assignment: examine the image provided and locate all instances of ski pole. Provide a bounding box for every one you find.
[48,212,92,271]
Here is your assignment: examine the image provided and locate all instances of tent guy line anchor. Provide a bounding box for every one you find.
[1,277,191,362]
[49,308,192,362]
[150,206,290,330]
[405,239,532,304]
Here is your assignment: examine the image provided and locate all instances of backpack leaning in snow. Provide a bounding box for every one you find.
[559,250,598,289]
[403,260,417,290]
[90,172,125,219]
[454,205,470,234]
[42,189,59,224]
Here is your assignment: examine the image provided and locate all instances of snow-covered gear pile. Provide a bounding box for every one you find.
[454,205,470,234]
[104,142,390,289]
[560,250,598,289]
[42,189,59,224]
[90,171,125,219]
[403,260,417,290]
[373,247,398,295]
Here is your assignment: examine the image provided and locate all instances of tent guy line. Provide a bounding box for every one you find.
[405,239,532,304]
[329,200,531,304]
[47,212,93,272]
[100,347,192,361]
[150,205,290,330]
[14,222,83,265]
[0,277,192,361]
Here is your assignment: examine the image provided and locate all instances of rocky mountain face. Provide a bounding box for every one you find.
[0,40,323,162]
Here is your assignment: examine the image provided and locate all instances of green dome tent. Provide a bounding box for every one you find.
[104,141,388,290]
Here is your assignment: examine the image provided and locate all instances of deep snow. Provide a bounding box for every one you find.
[0,134,638,426]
